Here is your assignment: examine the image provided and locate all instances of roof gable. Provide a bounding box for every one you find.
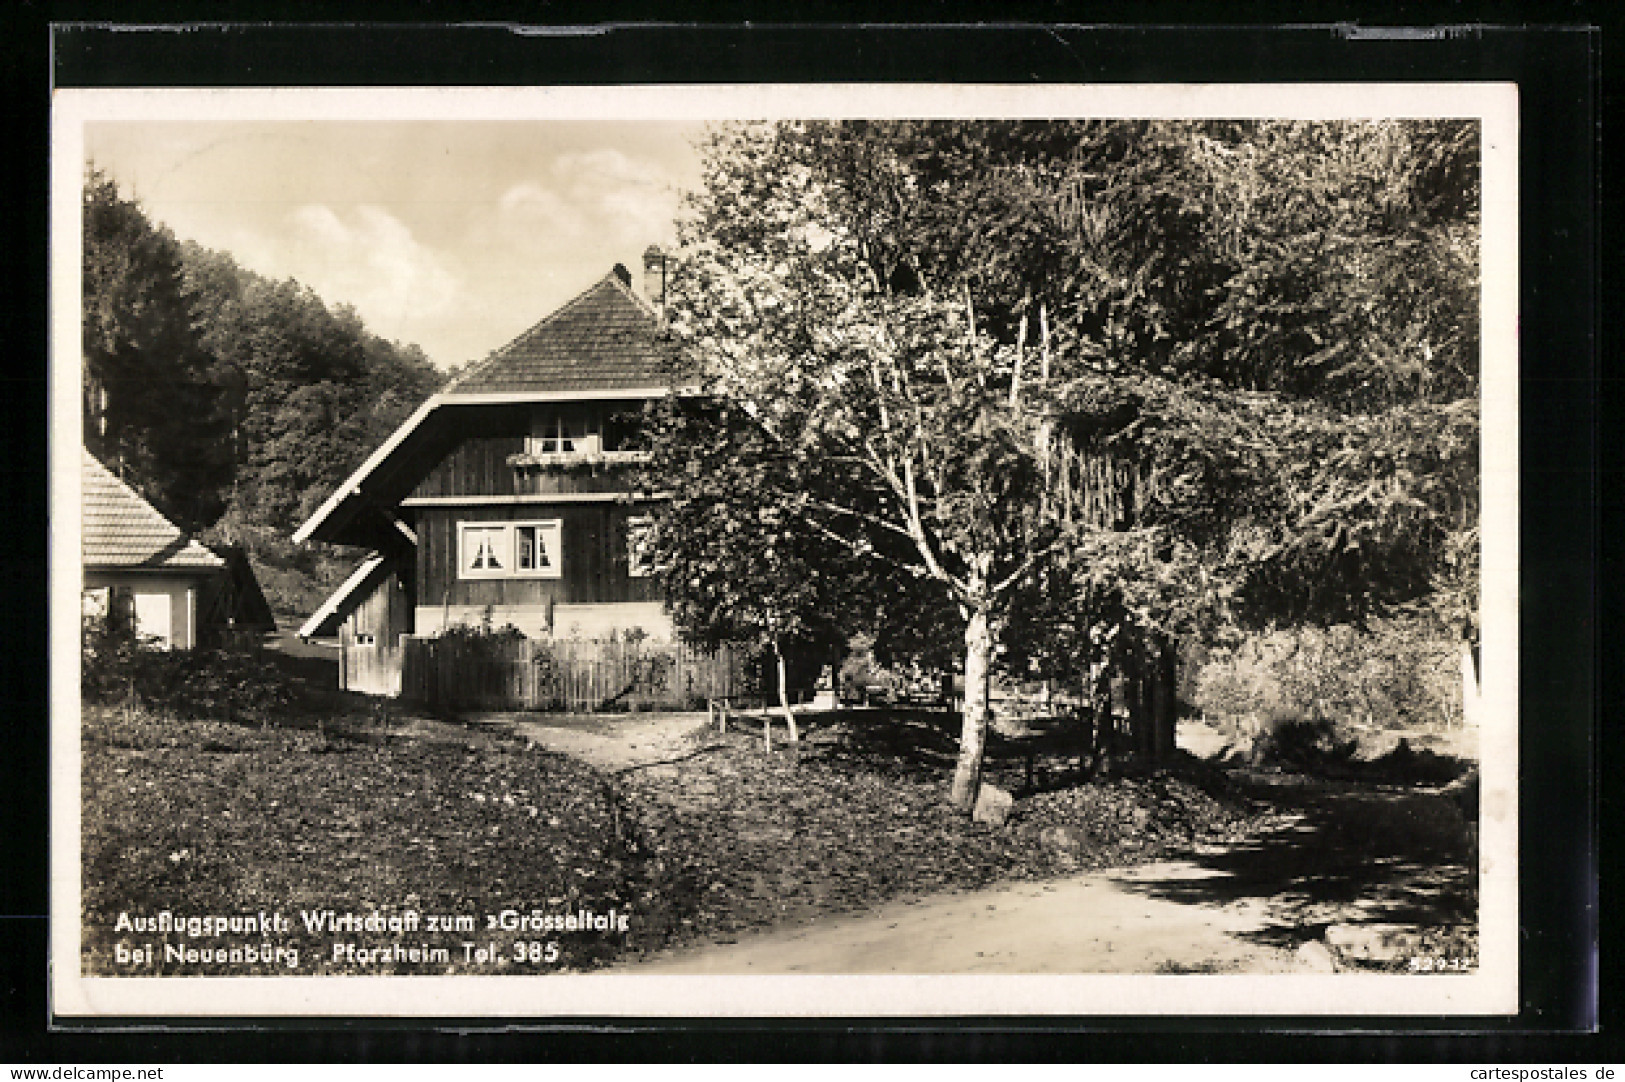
[447,267,678,396]
[82,450,224,571]
[294,264,700,548]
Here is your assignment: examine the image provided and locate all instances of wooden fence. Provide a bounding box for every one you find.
[397,635,757,713]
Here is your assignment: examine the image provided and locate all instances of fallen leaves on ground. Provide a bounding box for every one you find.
[610,718,1269,958]
[81,705,643,975]
[83,704,1467,977]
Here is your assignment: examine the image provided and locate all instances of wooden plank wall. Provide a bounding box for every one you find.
[345,562,413,643]
[409,404,528,499]
[339,624,404,697]
[408,403,647,499]
[411,435,526,498]
[416,504,661,609]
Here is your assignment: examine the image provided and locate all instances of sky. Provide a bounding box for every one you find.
[74,84,1512,374]
[85,120,709,370]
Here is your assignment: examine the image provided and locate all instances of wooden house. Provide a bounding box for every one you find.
[82,448,226,650]
[294,253,691,675]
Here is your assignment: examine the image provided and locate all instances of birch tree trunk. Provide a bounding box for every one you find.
[949,603,995,812]
[773,638,799,744]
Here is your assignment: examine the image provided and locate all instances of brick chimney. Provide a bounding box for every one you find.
[642,244,667,312]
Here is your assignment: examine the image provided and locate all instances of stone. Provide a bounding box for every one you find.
[972,783,1014,828]
[1295,939,1339,973]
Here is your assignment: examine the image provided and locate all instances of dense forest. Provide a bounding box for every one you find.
[82,168,447,618]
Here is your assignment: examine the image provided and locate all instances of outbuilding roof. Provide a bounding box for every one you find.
[447,265,677,395]
[82,450,224,571]
[297,554,387,639]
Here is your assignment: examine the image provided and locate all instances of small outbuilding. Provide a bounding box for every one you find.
[81,449,229,649]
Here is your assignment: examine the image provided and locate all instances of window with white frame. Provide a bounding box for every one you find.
[458,520,563,580]
[626,515,657,578]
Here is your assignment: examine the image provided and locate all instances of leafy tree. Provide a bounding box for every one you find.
[1186,120,1479,409]
[640,397,858,742]
[662,118,1480,809]
[83,167,446,615]
[82,168,235,531]
[178,242,444,617]
[667,122,1150,808]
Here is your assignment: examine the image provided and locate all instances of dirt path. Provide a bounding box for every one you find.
[494,711,719,772]
[491,711,1472,976]
[613,857,1318,974]
[611,795,1472,974]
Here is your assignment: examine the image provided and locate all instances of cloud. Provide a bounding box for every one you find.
[149,200,470,367]
[232,204,462,353]
[493,148,681,249]
[497,183,578,233]
[187,204,464,363]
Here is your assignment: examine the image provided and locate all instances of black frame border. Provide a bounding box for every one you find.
[5,12,1605,1063]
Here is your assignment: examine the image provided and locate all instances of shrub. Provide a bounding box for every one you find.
[436,618,527,659]
[1251,717,1360,773]
[82,613,296,725]
[81,612,145,705]
[1368,738,1474,785]
[1192,616,1464,732]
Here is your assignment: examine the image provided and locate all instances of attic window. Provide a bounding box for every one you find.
[526,413,600,457]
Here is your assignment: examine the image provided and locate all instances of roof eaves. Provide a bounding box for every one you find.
[437,387,673,405]
[143,537,225,570]
[292,394,443,545]
[297,554,387,639]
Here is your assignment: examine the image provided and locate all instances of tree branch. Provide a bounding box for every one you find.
[962,280,986,391]
[861,437,910,503]
[802,514,930,581]
[807,497,915,540]
[901,456,970,599]
[1010,291,1029,408]
[991,533,1072,596]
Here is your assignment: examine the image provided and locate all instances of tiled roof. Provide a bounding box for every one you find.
[82,450,224,570]
[448,266,681,395]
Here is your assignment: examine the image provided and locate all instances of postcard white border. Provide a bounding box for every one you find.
[51,82,1519,1018]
